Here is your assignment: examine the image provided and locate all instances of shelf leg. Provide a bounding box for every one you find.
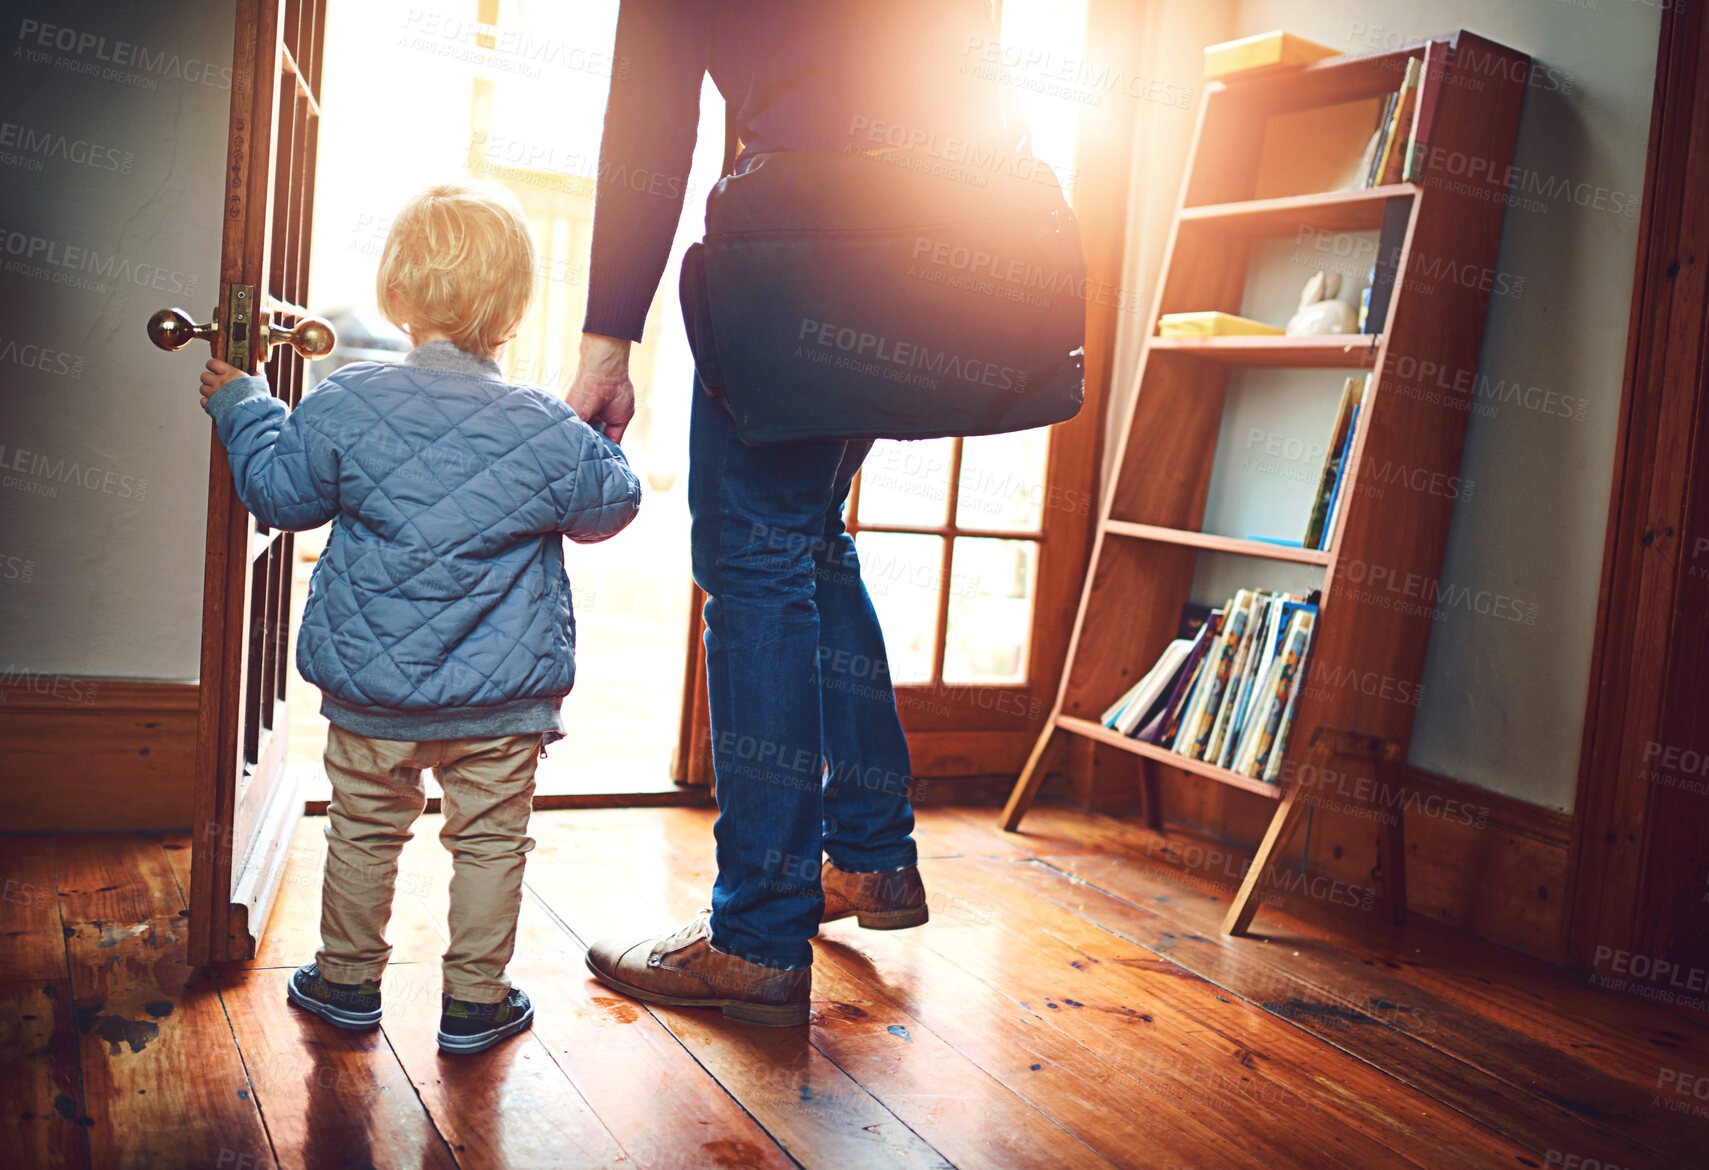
[1220,779,1311,936]
[1067,735,1097,808]
[1140,757,1164,832]
[999,719,1062,832]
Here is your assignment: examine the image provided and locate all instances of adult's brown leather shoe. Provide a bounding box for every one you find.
[584,910,810,1027]
[820,861,929,929]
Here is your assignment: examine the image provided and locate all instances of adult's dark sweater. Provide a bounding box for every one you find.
[582,0,1014,343]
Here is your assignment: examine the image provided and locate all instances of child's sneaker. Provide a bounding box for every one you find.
[286,962,383,1029]
[437,987,535,1054]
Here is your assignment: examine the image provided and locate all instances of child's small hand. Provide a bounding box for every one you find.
[199,358,246,403]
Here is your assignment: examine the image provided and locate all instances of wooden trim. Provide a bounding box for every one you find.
[1405,764,1571,846]
[0,680,198,832]
[0,678,197,713]
[1567,0,1708,970]
[1088,747,1574,960]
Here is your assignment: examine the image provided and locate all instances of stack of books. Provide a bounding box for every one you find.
[1100,589,1320,782]
[1357,42,1449,189]
[1251,41,1448,201]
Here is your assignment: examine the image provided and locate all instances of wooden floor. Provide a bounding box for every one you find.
[4,804,1707,1169]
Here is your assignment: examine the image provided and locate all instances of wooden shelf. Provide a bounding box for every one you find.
[1002,29,1532,935]
[1056,716,1284,801]
[1103,520,1331,566]
[1147,334,1380,367]
[1180,184,1418,235]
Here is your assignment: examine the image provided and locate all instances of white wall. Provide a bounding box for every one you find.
[0,1,234,681]
[1103,1,1660,810]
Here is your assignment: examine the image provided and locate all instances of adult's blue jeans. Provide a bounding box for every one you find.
[688,383,918,970]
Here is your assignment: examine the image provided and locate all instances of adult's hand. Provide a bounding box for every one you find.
[567,332,637,444]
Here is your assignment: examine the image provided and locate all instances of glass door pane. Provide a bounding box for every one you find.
[944,537,1038,684]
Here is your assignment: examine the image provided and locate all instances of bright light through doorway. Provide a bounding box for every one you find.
[288,0,1087,800]
[292,0,726,798]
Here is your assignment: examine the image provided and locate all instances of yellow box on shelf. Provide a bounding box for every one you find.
[1157,311,1285,338]
[1204,30,1339,81]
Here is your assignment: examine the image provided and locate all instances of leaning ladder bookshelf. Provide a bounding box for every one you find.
[998,32,1530,934]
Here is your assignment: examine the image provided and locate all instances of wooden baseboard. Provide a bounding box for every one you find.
[0,678,198,832]
[1074,744,1573,963]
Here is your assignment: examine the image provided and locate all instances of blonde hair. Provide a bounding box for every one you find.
[376,182,536,357]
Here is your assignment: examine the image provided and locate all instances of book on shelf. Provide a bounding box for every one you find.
[1362,196,1412,335]
[1320,399,1363,543]
[1175,588,1256,759]
[1360,89,1399,190]
[1205,591,1265,762]
[1157,311,1284,338]
[1203,30,1338,81]
[1302,373,1370,550]
[1372,57,1422,187]
[1101,637,1194,736]
[1235,605,1317,779]
[1263,628,1312,782]
[1116,590,1322,781]
[1136,611,1222,745]
[1402,39,1452,183]
[1220,594,1284,768]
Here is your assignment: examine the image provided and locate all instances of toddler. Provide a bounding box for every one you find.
[197,182,641,1054]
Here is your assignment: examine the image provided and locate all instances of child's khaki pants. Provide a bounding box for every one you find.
[315,724,540,1003]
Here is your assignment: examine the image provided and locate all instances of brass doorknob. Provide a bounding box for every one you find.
[147,307,218,351]
[266,315,336,360]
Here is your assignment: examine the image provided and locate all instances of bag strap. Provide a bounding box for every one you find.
[730,62,816,167]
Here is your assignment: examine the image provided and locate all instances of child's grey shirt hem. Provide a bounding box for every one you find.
[321,695,567,745]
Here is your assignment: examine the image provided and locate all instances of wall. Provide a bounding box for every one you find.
[1104,1,1660,811]
[0,1,234,684]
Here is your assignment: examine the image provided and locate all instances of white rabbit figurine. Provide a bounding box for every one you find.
[1286,270,1358,336]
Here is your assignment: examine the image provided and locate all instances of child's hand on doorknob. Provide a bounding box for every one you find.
[200,358,247,403]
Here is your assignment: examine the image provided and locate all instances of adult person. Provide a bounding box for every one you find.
[570,0,1016,1026]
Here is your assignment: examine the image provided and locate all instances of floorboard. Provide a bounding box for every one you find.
[964,807,1709,1166]
[222,965,458,1170]
[576,838,1263,1170]
[0,836,67,982]
[526,861,956,1170]
[0,979,84,1169]
[17,804,1706,1170]
[58,835,273,1170]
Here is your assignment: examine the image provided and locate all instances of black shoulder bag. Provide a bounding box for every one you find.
[679,105,1086,445]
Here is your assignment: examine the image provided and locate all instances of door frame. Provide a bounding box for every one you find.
[1566,0,1709,981]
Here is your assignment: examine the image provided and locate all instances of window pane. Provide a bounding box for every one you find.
[855,438,955,527]
[955,427,1051,532]
[853,532,944,684]
[943,538,1038,684]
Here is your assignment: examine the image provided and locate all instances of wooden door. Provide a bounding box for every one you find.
[147,0,330,965]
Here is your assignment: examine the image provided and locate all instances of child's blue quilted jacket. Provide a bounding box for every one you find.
[201,342,641,742]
